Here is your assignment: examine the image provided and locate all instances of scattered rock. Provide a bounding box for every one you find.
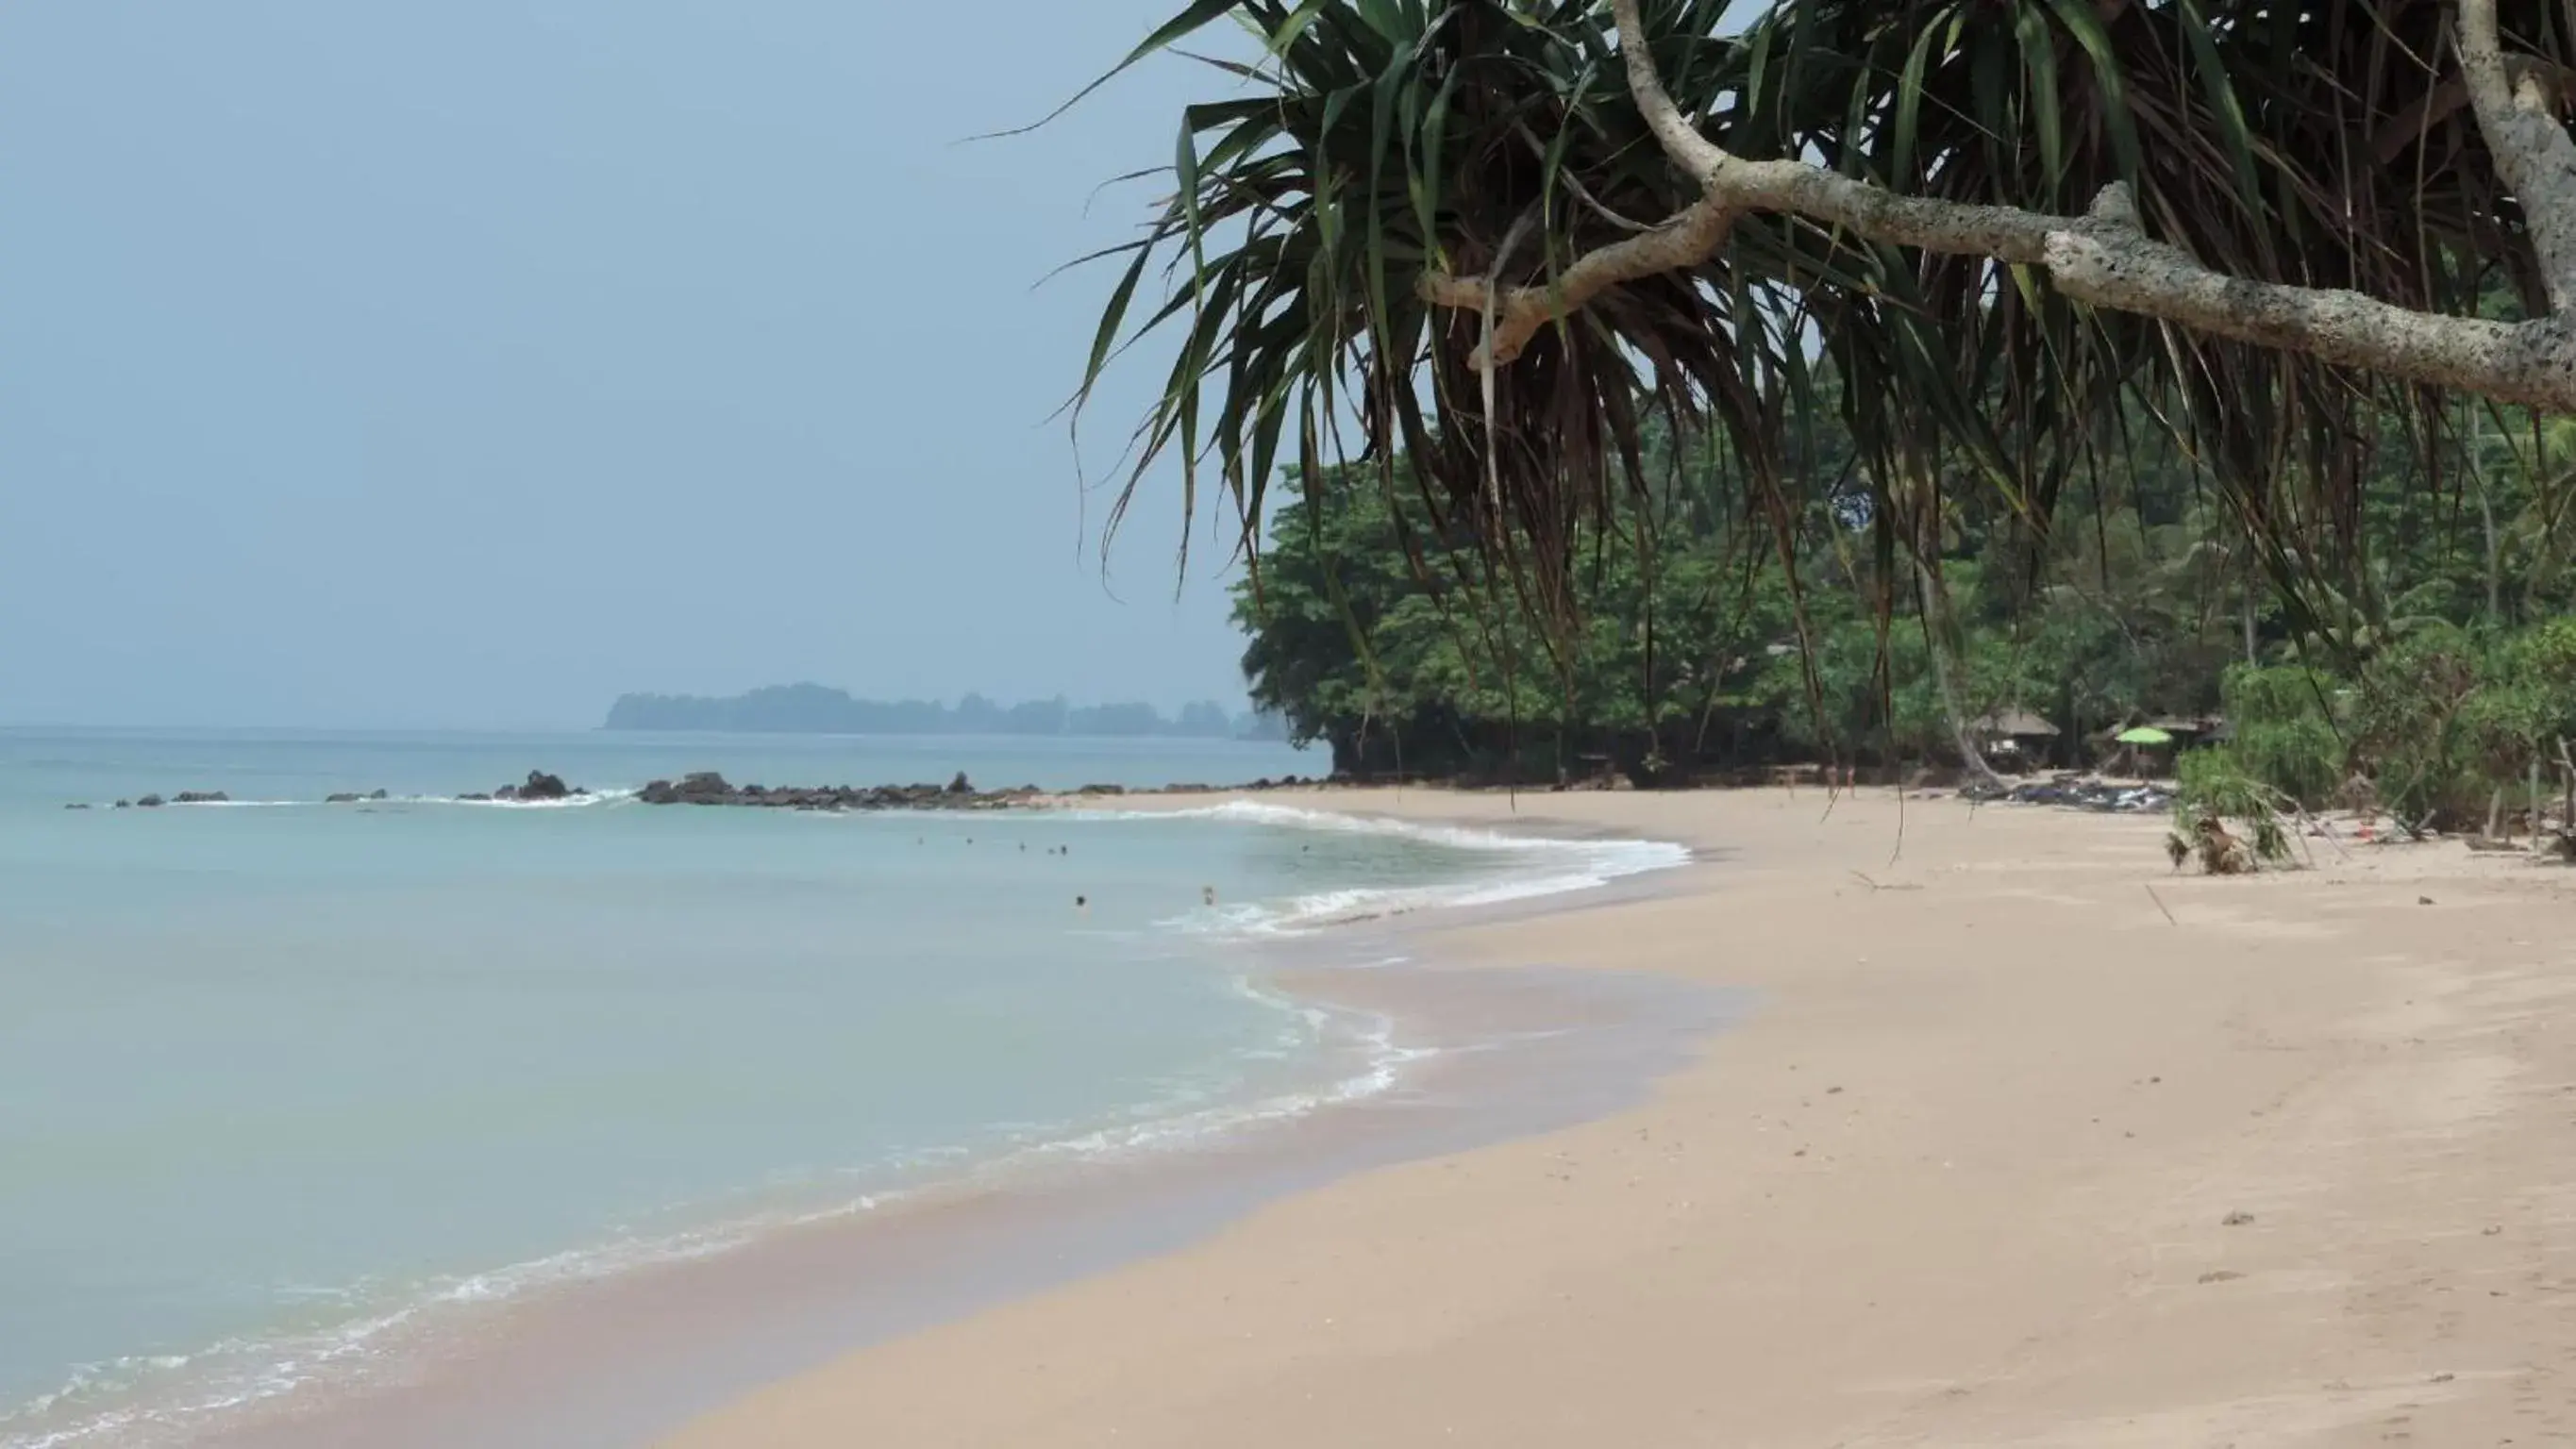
[113,800,131,809]
[493,771,577,803]
[63,802,90,810]
[2418,895,2435,906]
[2431,1373,2455,1384]
[172,791,230,805]
[457,792,493,803]
[2198,1270,2244,1284]
[640,772,732,806]
[635,771,1042,813]
[1961,774,2173,814]
[135,795,165,808]
[2222,1210,2256,1227]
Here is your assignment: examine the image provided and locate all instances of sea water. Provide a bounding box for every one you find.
[0,729,1682,1446]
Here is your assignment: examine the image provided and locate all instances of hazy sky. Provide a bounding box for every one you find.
[0,3,1257,728]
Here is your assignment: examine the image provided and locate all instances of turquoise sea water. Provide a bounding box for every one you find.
[0,729,1681,1447]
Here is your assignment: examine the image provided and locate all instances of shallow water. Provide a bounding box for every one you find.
[0,729,1682,1447]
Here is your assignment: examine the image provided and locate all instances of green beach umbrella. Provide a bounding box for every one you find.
[2116,725,2175,746]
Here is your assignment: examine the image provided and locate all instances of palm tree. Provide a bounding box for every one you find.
[1074,0,2576,651]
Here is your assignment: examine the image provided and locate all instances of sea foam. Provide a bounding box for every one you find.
[1094,800,1691,936]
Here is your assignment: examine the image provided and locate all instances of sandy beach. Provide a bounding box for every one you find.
[657,784,2576,1447]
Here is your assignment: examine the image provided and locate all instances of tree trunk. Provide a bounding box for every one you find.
[1910,539,2004,790]
[2241,553,2260,666]
[2468,406,2504,625]
[2560,737,2575,838]
[1926,634,1999,788]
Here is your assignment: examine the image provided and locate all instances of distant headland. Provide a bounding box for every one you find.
[603,684,1287,741]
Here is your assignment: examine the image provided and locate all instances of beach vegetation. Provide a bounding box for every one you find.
[1067,0,2576,841]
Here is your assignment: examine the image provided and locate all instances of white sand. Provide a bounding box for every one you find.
[664,786,2576,1447]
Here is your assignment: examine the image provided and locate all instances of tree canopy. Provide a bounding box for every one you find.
[1080,0,2576,654]
[1236,400,2576,827]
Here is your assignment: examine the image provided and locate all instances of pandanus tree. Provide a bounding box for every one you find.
[1073,0,2576,769]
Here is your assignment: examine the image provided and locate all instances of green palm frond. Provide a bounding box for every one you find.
[1077,0,2573,650]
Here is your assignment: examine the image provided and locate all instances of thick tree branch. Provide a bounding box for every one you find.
[2462,0,2576,309]
[1420,197,1737,367]
[2048,190,2576,412]
[1413,0,2576,417]
[2373,57,2576,166]
[1611,0,2057,264]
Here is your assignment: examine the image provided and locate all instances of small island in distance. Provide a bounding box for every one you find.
[604,683,1288,741]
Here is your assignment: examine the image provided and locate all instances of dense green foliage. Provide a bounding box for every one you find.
[2185,621,2576,835]
[1091,0,2570,656]
[1082,0,2576,856]
[1235,404,2576,807]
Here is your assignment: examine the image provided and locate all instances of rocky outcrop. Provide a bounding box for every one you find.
[636,771,1042,812]
[638,771,736,805]
[435,772,582,803]
[87,771,1316,814]
[493,771,578,802]
[1959,774,2173,813]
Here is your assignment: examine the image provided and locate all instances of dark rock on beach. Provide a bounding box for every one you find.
[135,794,166,808]
[172,791,231,805]
[1960,774,2173,814]
[639,771,736,806]
[635,771,1042,813]
[491,771,579,803]
[64,802,90,810]
[324,790,392,804]
[512,772,574,801]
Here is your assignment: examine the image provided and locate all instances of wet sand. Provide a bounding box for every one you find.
[660,785,2576,1447]
[200,839,1731,1447]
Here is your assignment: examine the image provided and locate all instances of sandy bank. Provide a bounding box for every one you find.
[665,784,2576,1447]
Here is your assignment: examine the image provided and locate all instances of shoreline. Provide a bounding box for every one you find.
[657,784,2576,1447]
[133,798,1717,1449]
